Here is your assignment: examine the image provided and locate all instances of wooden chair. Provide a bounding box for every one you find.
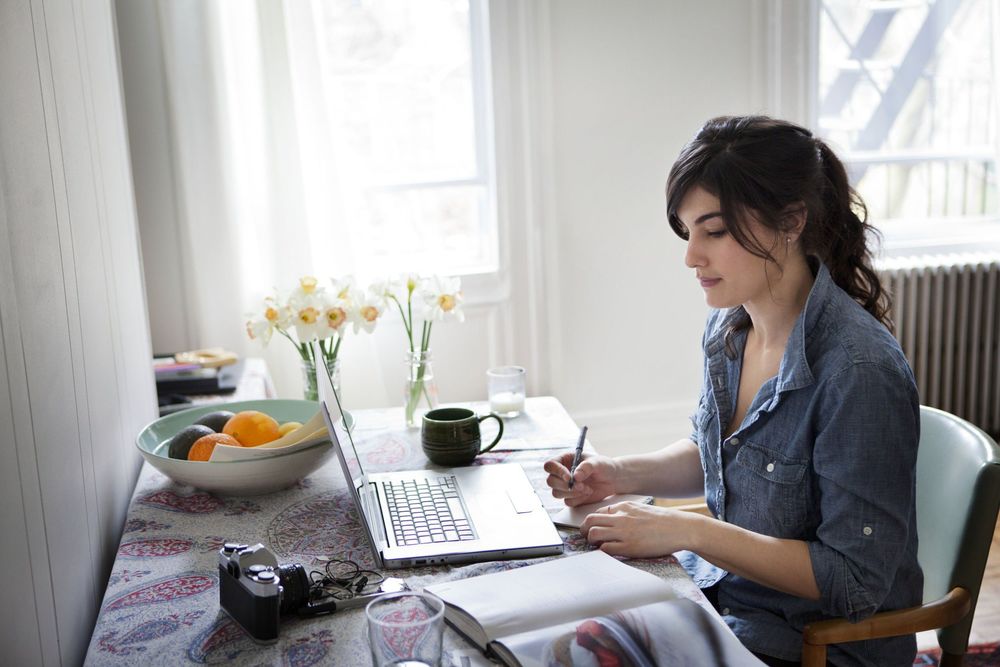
[802,406,1000,666]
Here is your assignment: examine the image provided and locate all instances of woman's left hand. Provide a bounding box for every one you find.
[579,501,702,558]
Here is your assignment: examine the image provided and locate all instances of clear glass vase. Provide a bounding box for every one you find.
[302,357,340,402]
[404,350,439,427]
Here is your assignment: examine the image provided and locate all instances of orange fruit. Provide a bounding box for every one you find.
[278,421,303,437]
[187,433,241,461]
[223,410,281,446]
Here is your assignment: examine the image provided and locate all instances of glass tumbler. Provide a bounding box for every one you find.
[366,592,445,667]
[487,366,526,418]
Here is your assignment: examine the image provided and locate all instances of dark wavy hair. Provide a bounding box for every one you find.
[665,115,891,334]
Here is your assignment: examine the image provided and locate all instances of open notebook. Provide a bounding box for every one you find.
[425,550,763,667]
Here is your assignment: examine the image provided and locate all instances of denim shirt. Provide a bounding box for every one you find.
[678,261,923,666]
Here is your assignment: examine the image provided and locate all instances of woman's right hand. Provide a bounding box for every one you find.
[543,452,619,507]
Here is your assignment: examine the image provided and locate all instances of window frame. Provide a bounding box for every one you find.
[806,0,1000,257]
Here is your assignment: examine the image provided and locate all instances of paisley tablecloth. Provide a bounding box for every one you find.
[84,397,706,666]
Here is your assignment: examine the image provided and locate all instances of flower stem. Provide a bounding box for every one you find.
[407,296,414,350]
[421,321,433,352]
[278,328,311,363]
[390,295,413,352]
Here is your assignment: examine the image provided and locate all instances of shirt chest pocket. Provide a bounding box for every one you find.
[734,442,811,531]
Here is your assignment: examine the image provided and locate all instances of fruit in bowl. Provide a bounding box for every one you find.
[135,399,349,496]
[222,410,281,446]
[161,408,308,461]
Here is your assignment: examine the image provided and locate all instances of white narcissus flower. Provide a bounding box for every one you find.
[423,275,464,323]
[368,279,397,308]
[321,298,350,336]
[288,275,321,305]
[245,297,287,345]
[320,281,359,338]
[289,287,327,343]
[351,290,385,334]
[329,276,357,304]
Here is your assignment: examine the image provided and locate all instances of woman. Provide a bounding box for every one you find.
[545,116,922,666]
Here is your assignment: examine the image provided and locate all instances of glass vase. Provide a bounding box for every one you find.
[404,350,439,427]
[302,357,340,402]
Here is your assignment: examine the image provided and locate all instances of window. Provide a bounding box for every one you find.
[291,0,497,278]
[815,0,999,251]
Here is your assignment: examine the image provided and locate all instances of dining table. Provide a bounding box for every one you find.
[84,396,708,666]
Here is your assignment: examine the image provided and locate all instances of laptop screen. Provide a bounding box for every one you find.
[316,348,386,566]
[317,352,364,484]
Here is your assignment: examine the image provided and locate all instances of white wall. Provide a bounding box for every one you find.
[521,0,811,456]
[0,0,158,664]
[543,0,759,454]
[119,1,805,457]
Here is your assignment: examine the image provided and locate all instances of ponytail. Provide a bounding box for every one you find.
[810,140,893,332]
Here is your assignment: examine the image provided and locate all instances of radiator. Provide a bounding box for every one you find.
[879,254,1000,437]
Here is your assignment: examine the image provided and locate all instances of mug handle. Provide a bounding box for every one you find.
[477,413,504,454]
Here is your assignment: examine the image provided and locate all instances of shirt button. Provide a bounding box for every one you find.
[729,437,740,446]
[721,607,730,615]
[863,526,873,536]
[766,462,775,472]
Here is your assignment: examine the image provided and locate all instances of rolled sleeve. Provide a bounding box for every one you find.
[808,362,919,621]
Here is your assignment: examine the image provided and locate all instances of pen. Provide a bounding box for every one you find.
[567,425,588,489]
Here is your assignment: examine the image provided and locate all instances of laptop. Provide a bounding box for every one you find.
[317,360,563,569]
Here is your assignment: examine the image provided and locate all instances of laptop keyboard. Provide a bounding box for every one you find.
[384,476,477,546]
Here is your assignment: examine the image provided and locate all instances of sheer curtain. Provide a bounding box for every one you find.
[155,0,386,401]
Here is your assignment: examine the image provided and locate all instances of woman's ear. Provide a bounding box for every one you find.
[782,203,807,243]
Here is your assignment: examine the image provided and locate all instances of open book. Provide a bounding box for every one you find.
[424,551,763,667]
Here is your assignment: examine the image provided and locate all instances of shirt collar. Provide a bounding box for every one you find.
[705,258,833,393]
[779,258,831,392]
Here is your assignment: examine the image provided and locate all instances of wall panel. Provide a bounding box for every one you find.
[0,0,157,663]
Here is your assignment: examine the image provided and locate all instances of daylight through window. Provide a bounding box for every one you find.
[816,0,998,245]
[297,0,496,278]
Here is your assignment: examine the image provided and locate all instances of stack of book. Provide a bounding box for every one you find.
[154,353,243,396]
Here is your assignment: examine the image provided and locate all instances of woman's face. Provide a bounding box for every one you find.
[677,185,782,310]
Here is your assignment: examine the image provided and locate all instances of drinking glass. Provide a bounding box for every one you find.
[487,366,526,418]
[366,592,445,667]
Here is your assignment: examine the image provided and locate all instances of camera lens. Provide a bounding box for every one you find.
[277,564,310,614]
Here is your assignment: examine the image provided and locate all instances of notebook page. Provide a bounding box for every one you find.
[548,495,649,528]
[425,551,676,643]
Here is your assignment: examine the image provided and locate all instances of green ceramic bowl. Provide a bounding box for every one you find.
[135,399,348,496]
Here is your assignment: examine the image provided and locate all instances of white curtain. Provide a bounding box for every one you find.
[154,0,394,403]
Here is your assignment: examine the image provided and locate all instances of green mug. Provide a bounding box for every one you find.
[421,407,504,466]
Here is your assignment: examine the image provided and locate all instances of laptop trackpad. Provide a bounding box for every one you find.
[506,488,540,514]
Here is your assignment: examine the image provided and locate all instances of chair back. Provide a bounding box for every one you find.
[916,406,1000,654]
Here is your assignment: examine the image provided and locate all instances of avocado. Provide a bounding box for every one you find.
[168,424,215,460]
[194,410,236,433]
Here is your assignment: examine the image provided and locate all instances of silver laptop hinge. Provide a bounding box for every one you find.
[362,481,390,553]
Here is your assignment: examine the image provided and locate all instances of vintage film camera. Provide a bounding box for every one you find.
[218,542,311,643]
[219,542,407,643]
